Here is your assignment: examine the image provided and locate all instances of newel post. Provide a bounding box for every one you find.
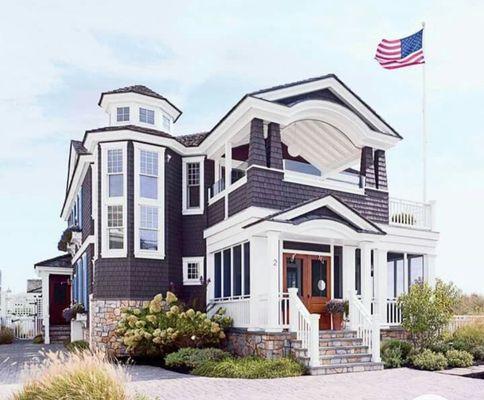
[288,288,298,332]
[309,313,321,368]
[347,289,356,332]
[371,313,381,362]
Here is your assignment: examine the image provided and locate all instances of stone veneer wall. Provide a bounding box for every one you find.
[381,327,410,341]
[224,329,293,359]
[90,298,148,356]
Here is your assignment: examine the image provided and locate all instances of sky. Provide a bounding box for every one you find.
[0,1,483,294]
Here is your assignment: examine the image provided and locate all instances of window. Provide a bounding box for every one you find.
[139,206,158,250]
[355,249,361,296]
[408,254,425,288]
[183,257,204,285]
[117,107,129,122]
[387,253,405,298]
[182,157,204,214]
[212,242,250,299]
[107,149,123,197]
[107,205,123,249]
[134,143,164,258]
[162,115,171,131]
[333,246,343,299]
[140,150,158,199]
[139,107,155,124]
[69,188,83,228]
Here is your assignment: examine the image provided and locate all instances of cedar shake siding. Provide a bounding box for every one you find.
[207,198,225,226]
[81,167,94,241]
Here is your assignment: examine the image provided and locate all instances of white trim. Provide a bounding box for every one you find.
[134,142,166,259]
[208,175,247,206]
[100,142,128,258]
[34,266,73,276]
[283,170,364,195]
[183,257,204,285]
[72,235,95,264]
[182,156,205,215]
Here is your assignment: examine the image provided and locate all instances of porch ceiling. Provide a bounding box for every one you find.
[281,119,360,175]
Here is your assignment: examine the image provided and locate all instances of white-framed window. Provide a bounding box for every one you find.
[182,156,204,215]
[183,257,204,285]
[134,142,165,259]
[139,107,155,124]
[162,115,171,131]
[101,142,127,258]
[117,107,130,122]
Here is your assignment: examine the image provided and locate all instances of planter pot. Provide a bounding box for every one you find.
[331,313,344,330]
[75,313,88,322]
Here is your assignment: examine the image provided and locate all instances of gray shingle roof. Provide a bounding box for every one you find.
[174,132,209,147]
[71,140,89,155]
[34,254,72,269]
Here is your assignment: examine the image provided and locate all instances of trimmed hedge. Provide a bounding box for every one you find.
[192,357,305,379]
[445,349,473,368]
[165,348,231,372]
[411,349,448,371]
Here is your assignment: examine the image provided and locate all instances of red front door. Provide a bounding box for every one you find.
[283,254,332,330]
[49,274,70,325]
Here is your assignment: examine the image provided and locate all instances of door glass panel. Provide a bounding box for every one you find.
[311,259,327,297]
[286,257,303,296]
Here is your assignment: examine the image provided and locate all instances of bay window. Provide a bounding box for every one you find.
[182,156,204,214]
[117,107,129,122]
[134,143,164,258]
[139,107,155,124]
[102,143,127,257]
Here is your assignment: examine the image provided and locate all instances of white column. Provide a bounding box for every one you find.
[206,252,215,301]
[224,141,232,220]
[403,253,409,293]
[360,242,373,311]
[425,254,436,286]
[266,231,282,332]
[248,235,266,331]
[375,248,388,325]
[342,245,357,300]
[40,272,50,344]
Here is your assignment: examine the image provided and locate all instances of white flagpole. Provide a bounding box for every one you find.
[421,21,427,203]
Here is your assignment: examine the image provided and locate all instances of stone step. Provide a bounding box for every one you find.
[319,337,363,347]
[319,330,356,339]
[319,353,372,365]
[309,362,384,375]
[319,345,368,356]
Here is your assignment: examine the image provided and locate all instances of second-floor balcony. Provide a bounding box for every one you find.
[389,197,435,230]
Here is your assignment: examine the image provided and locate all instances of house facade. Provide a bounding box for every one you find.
[38,75,438,371]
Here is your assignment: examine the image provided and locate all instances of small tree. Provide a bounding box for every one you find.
[397,279,459,350]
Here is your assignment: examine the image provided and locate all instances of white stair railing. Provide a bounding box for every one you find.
[348,290,381,362]
[288,288,320,367]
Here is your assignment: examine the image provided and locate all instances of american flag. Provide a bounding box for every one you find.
[375,29,425,70]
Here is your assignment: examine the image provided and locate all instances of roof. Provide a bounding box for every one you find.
[34,254,72,269]
[98,85,182,121]
[71,140,89,155]
[175,132,209,147]
[27,279,42,293]
[86,125,174,140]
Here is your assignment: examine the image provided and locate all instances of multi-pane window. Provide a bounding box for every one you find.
[117,107,129,122]
[139,206,158,250]
[140,150,158,199]
[212,243,250,299]
[139,108,155,124]
[186,162,200,208]
[183,257,203,285]
[107,205,123,249]
[162,115,171,131]
[107,149,123,197]
[187,263,199,280]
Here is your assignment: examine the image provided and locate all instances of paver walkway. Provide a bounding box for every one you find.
[1,342,483,400]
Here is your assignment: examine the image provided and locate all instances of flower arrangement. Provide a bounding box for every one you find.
[62,303,86,322]
[326,299,348,330]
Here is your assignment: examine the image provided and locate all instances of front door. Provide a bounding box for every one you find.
[283,254,331,329]
[49,274,71,325]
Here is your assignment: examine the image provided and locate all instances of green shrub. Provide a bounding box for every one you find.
[210,308,233,331]
[13,350,128,400]
[65,340,90,352]
[411,349,448,371]
[398,280,459,350]
[115,292,232,357]
[445,349,473,368]
[165,347,231,371]
[192,357,305,379]
[381,339,413,368]
[32,334,43,344]
[0,326,14,344]
[448,322,484,360]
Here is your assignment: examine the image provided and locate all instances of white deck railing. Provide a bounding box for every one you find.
[288,288,320,367]
[208,295,250,328]
[348,290,380,362]
[389,197,433,230]
[385,298,402,326]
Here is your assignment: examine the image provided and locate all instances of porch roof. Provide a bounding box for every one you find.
[34,254,72,270]
[244,194,386,235]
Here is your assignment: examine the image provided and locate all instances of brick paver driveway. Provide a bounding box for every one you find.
[1,342,483,400]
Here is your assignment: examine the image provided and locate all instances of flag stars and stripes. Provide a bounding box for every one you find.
[375,29,425,70]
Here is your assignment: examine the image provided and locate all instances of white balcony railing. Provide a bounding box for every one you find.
[389,198,434,230]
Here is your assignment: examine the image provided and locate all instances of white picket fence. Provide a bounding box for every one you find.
[1,316,43,339]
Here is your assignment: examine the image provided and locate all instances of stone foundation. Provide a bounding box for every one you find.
[224,329,293,359]
[90,298,148,356]
[381,326,410,341]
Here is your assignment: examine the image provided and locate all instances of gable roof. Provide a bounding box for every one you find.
[175,132,209,147]
[244,194,385,235]
[34,254,72,269]
[71,140,89,155]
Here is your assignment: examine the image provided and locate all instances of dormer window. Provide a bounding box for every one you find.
[116,107,129,122]
[140,108,155,125]
[162,115,171,131]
